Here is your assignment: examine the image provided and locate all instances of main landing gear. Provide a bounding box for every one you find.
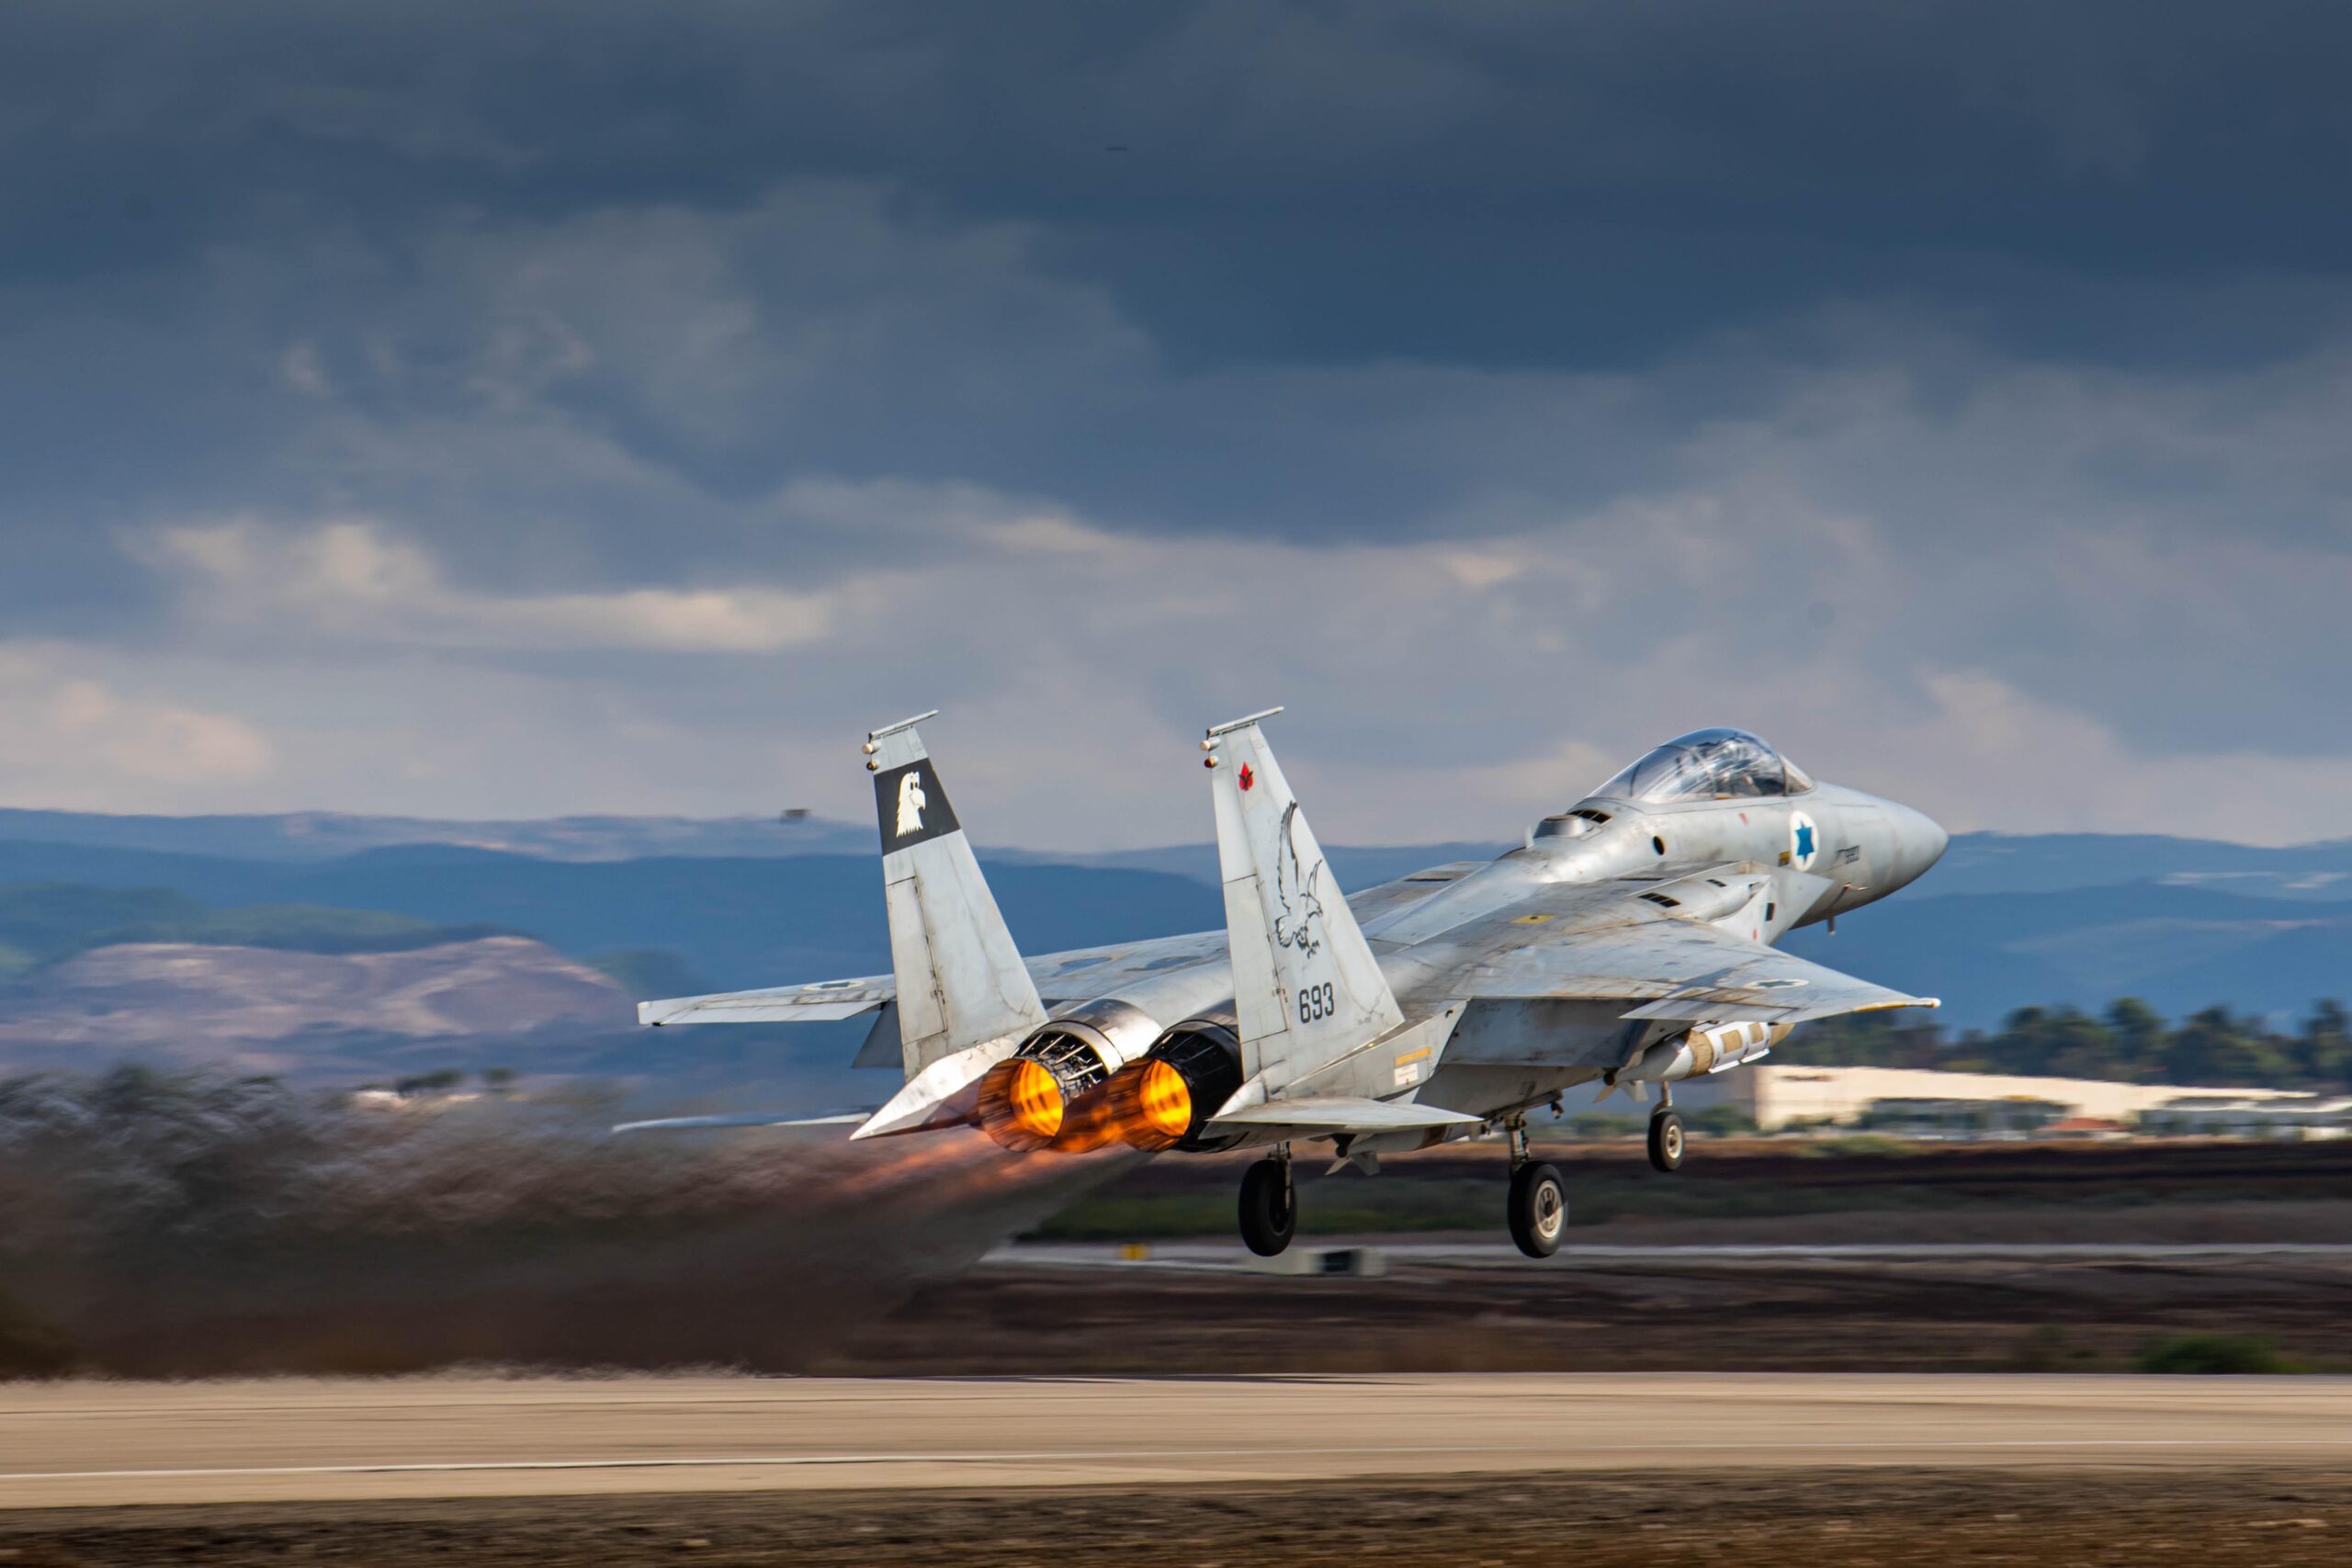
[1647,1087,1685,1174]
[1503,1117,1567,1258]
[1238,1148,1296,1257]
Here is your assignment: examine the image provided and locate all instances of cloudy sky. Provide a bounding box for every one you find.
[4,1,2349,847]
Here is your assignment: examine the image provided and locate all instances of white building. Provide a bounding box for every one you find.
[2137,1093,2352,1140]
[1668,1064,2337,1135]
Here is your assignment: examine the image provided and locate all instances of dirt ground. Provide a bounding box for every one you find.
[829,1243,2352,1375]
[4,1470,2346,1567]
[811,1140,2352,1376]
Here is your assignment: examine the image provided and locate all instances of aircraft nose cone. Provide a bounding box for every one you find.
[1887,803,1948,887]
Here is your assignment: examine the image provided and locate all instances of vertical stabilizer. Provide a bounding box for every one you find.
[1204,709,1403,1087]
[865,712,1046,1075]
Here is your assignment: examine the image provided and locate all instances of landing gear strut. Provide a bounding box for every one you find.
[1503,1115,1567,1258]
[1238,1146,1296,1257]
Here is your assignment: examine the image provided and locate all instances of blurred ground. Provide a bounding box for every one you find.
[1,1377,2348,1565]
[822,1138,2352,1375]
[6,1471,2346,1568]
[5,1115,2347,1377]
[1033,1136,2352,1239]
[857,1243,2352,1374]
[1,1373,2346,1506]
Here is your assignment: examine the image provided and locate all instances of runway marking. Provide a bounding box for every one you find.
[0,1438,2313,1484]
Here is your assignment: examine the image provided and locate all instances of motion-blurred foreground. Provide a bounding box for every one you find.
[5,1066,2349,1380]
[0,1067,1130,1377]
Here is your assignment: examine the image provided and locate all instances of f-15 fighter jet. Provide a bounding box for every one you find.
[639,711,1946,1258]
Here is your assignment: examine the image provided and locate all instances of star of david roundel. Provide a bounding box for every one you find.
[1788,809,1819,871]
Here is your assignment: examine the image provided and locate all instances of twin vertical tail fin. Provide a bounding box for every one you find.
[1204,709,1404,1090]
[853,712,1047,1139]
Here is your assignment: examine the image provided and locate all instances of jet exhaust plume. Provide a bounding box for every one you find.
[0,1066,1131,1377]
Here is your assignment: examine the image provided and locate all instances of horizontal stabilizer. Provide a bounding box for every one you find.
[850,1036,1015,1140]
[611,1111,868,1134]
[1206,1096,1482,1136]
[639,978,890,1027]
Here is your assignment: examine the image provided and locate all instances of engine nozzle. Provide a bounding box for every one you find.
[1101,1017,1244,1151]
[974,999,1159,1151]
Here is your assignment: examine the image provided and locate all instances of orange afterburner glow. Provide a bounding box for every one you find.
[1137,1059,1193,1143]
[1096,1057,1193,1152]
[978,1056,1067,1150]
[1006,1058,1063,1140]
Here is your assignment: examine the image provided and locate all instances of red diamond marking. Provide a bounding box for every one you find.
[1238,763,1255,791]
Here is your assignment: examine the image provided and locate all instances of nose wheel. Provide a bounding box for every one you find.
[1647,1106,1685,1172]
[1238,1153,1296,1256]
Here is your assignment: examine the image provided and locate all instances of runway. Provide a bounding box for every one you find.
[4,1373,2349,1508]
[993,1238,2352,1271]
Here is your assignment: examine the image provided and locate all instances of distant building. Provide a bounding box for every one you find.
[2137,1094,2352,1141]
[1669,1064,2341,1137]
[1854,1095,2069,1138]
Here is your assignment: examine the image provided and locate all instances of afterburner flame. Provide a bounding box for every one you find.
[1091,1057,1192,1152]
[1007,1059,1062,1138]
[977,1056,1068,1150]
[1136,1059,1193,1144]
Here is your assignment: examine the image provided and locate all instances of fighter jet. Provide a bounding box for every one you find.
[638,711,1946,1258]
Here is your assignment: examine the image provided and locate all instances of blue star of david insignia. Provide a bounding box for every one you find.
[1793,823,1815,860]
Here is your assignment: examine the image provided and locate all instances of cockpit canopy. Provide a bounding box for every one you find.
[1589,728,1814,804]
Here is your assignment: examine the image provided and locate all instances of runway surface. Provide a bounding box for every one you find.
[993,1238,2352,1271]
[4,1373,2348,1509]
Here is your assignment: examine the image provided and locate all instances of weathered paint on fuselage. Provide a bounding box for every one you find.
[856,777,1947,1137]
[1385,781,1946,1123]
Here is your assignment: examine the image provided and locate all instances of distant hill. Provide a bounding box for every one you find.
[14,807,2352,896]
[1930,832,2352,900]
[0,883,502,985]
[0,935,634,1079]
[1783,880,2352,1029]
[0,807,871,863]
[6,818,2352,1093]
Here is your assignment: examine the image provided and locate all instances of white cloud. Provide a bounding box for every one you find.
[0,649,276,807]
[15,169,2352,845]
[147,518,842,654]
[83,479,2352,849]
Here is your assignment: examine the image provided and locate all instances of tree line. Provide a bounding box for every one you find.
[1788,998,2351,1090]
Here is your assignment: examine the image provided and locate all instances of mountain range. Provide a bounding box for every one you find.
[4,810,2352,1101]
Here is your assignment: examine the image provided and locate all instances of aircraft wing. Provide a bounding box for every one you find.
[637,931,1234,1027]
[636,860,1474,1030]
[639,975,893,1026]
[1024,929,1228,998]
[1452,916,1936,1025]
[1204,1096,1485,1137]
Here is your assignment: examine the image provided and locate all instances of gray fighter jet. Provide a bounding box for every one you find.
[639,711,1946,1258]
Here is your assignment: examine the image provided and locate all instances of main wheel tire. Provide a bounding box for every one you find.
[1238,1158,1296,1257]
[1647,1108,1686,1173]
[1507,1161,1568,1258]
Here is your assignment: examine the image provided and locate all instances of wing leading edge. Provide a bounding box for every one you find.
[1453,916,1937,1026]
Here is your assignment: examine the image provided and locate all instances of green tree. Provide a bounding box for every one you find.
[2103,998,2166,1081]
[2296,999,2350,1086]
[2162,1007,2290,1086]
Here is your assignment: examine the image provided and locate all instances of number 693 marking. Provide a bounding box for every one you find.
[1296,981,1336,1024]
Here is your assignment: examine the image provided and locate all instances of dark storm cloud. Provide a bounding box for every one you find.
[13,1,2352,354]
[4,1,2352,830]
